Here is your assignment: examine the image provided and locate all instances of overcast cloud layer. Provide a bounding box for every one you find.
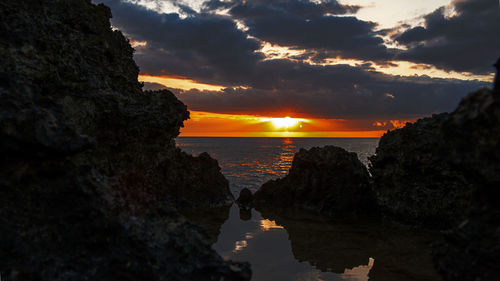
[97,0,496,119]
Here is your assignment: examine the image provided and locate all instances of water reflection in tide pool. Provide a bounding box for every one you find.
[177,137,441,281]
[213,205,440,281]
[214,205,376,281]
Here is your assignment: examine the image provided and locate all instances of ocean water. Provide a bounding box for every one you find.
[177,137,379,197]
[176,137,440,281]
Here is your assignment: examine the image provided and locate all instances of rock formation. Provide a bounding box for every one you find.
[494,58,500,99]
[368,113,473,228]
[370,81,500,279]
[236,187,254,208]
[432,86,500,281]
[254,146,376,216]
[0,0,247,280]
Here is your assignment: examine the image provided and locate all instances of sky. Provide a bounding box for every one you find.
[94,0,499,137]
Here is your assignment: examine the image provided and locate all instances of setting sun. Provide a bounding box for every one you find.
[262,117,308,130]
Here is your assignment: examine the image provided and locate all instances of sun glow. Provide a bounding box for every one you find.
[179,110,393,137]
[262,116,308,130]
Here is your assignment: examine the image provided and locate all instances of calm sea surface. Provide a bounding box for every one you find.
[176,137,441,281]
[177,137,378,197]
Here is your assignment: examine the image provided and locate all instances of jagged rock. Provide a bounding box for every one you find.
[368,113,473,228]
[236,187,253,208]
[494,58,500,98]
[369,87,499,229]
[0,0,247,280]
[254,146,376,216]
[370,84,500,280]
[432,87,500,281]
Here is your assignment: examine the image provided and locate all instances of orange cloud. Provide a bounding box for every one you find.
[138,74,225,91]
[390,119,410,129]
[371,119,414,130]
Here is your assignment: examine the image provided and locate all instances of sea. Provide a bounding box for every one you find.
[176,137,440,281]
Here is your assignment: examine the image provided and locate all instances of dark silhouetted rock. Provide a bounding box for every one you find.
[368,113,473,228]
[0,0,248,280]
[254,146,376,216]
[236,187,254,208]
[494,57,500,98]
[181,205,231,245]
[432,87,500,281]
[370,83,500,280]
[239,208,252,221]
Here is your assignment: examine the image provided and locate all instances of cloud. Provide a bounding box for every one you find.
[96,0,489,120]
[174,67,485,119]
[394,0,500,74]
[224,0,394,62]
[98,0,264,86]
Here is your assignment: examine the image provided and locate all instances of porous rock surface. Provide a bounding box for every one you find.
[432,88,500,281]
[254,146,375,215]
[368,112,473,228]
[0,0,247,280]
[370,87,500,280]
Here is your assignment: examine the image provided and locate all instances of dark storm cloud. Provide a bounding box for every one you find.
[223,0,394,61]
[98,0,263,86]
[204,0,360,18]
[96,0,489,120]
[174,62,485,119]
[394,0,500,74]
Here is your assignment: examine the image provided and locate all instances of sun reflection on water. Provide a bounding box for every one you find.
[232,240,248,253]
[259,219,284,231]
[340,258,374,281]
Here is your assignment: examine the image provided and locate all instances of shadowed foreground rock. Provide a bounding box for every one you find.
[432,87,500,281]
[254,146,376,216]
[368,113,472,228]
[370,84,500,280]
[0,0,247,280]
[236,187,253,208]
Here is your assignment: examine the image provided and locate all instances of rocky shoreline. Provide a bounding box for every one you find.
[1,0,498,280]
[0,0,247,280]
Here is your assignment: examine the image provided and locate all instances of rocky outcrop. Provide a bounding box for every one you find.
[369,88,499,228]
[370,85,500,280]
[236,187,253,208]
[368,113,473,228]
[0,0,246,280]
[432,87,500,281]
[254,146,376,216]
[494,58,500,98]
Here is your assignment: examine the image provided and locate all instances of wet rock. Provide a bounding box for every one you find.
[236,187,254,208]
[254,146,376,216]
[0,0,248,280]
